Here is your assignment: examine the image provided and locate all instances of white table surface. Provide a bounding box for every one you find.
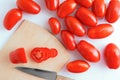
[0,0,120,80]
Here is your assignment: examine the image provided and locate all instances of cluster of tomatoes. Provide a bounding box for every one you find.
[3,0,120,73]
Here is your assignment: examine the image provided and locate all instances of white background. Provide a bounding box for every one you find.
[0,0,120,80]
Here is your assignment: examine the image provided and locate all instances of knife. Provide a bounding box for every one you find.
[16,67,74,80]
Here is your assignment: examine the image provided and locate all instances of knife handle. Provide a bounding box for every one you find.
[56,75,74,80]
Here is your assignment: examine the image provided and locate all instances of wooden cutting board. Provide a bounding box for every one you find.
[0,20,70,80]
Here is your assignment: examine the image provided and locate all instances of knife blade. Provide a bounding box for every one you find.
[16,67,74,80]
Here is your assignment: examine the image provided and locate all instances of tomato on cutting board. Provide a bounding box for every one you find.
[30,47,58,63]
[9,48,27,64]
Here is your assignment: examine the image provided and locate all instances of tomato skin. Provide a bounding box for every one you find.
[77,40,100,62]
[104,43,120,69]
[61,30,76,50]
[105,0,120,23]
[92,0,106,18]
[65,16,86,36]
[57,0,77,18]
[17,0,40,14]
[9,48,27,64]
[88,24,114,39]
[75,0,93,8]
[48,17,61,34]
[76,7,97,27]
[67,60,90,73]
[4,8,22,30]
[45,0,59,10]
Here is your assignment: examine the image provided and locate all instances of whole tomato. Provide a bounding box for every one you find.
[77,40,100,62]
[105,0,120,23]
[92,0,106,18]
[4,8,22,30]
[67,60,90,73]
[16,0,41,14]
[45,0,59,10]
[75,0,93,8]
[104,43,120,69]
[61,30,76,50]
[87,24,114,39]
[65,16,86,36]
[57,0,77,18]
[48,17,61,34]
[76,7,97,27]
